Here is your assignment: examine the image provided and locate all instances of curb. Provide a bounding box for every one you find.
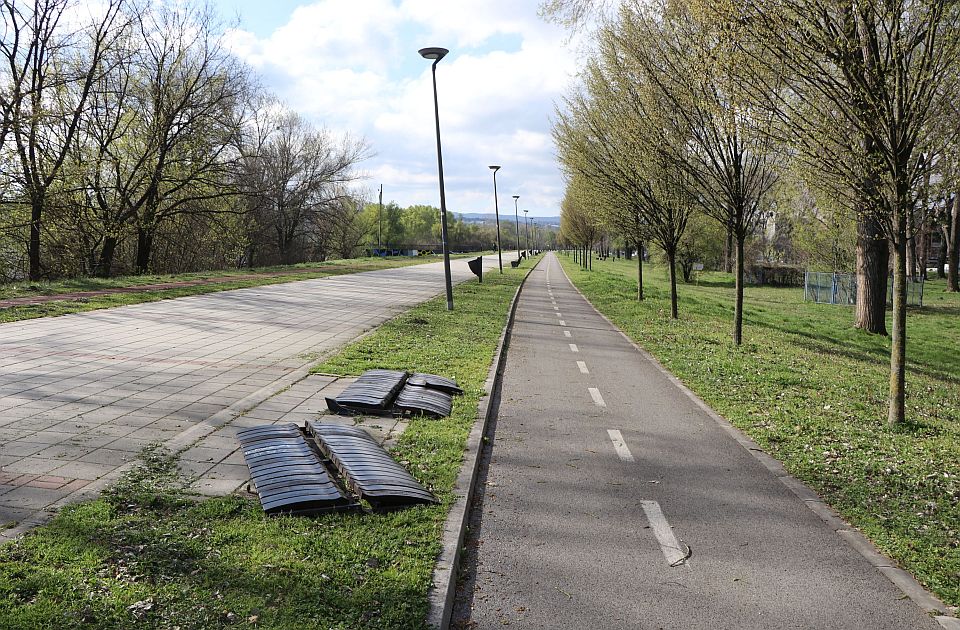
[426,260,539,630]
[556,255,958,628]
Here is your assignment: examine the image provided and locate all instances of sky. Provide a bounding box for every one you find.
[215,0,581,218]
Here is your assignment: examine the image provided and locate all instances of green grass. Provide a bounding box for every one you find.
[559,254,960,609]
[0,260,533,629]
[0,255,479,324]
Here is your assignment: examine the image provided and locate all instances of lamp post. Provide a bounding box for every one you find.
[419,46,453,311]
[512,195,521,259]
[378,184,383,251]
[523,208,530,253]
[488,166,503,273]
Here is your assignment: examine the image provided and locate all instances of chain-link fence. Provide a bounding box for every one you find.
[804,272,856,305]
[804,272,924,307]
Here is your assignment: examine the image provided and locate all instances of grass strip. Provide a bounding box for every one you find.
[559,253,959,609]
[0,255,477,324]
[0,261,533,629]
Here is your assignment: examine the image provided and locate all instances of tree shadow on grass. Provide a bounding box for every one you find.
[749,318,960,389]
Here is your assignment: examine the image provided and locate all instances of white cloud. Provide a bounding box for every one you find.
[224,0,578,216]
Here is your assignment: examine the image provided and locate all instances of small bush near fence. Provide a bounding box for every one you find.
[804,272,924,307]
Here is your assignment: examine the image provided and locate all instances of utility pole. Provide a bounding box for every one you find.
[378,184,383,250]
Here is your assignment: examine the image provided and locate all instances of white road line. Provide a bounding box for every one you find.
[559,320,566,326]
[607,429,633,461]
[589,387,606,407]
[564,330,572,337]
[577,361,589,374]
[569,343,579,353]
[556,313,562,318]
[553,306,559,311]
[641,500,690,567]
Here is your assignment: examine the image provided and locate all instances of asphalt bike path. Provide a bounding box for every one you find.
[454,252,936,629]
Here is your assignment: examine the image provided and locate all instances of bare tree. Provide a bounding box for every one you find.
[3,0,127,279]
[239,109,367,266]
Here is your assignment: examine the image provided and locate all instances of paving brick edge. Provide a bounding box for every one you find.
[427,260,538,630]
[556,256,958,628]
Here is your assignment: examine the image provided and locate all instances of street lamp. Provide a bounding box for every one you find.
[523,208,530,253]
[512,195,521,260]
[488,166,503,273]
[419,46,453,311]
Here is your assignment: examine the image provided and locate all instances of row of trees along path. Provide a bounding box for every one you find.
[546,0,960,426]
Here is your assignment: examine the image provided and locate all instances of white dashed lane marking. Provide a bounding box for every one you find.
[607,429,633,461]
[641,501,690,567]
[577,361,589,374]
[569,344,579,353]
[564,330,572,337]
[559,320,566,326]
[589,387,606,407]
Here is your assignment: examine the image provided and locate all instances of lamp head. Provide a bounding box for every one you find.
[489,165,500,172]
[512,195,519,200]
[419,47,448,61]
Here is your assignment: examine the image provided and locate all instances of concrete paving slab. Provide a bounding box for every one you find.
[1,458,74,475]
[0,486,72,509]
[77,448,134,466]
[48,461,116,480]
[179,446,231,464]
[193,478,245,497]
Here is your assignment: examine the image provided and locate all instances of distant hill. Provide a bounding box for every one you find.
[456,212,561,227]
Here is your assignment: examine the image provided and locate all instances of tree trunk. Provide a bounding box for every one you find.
[94,235,119,278]
[136,228,154,274]
[667,247,678,319]
[724,221,733,273]
[906,206,916,279]
[855,213,889,335]
[636,239,644,301]
[888,218,907,426]
[28,196,42,280]
[733,235,745,345]
[916,221,928,280]
[937,223,947,278]
[948,193,959,292]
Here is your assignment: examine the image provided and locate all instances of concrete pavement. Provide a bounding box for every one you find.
[0,254,505,538]
[453,253,942,629]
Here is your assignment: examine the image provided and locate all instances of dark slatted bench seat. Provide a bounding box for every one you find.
[308,421,437,509]
[237,423,352,515]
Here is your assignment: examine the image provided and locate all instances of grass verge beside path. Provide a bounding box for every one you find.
[0,255,480,324]
[559,254,959,610]
[0,260,534,629]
